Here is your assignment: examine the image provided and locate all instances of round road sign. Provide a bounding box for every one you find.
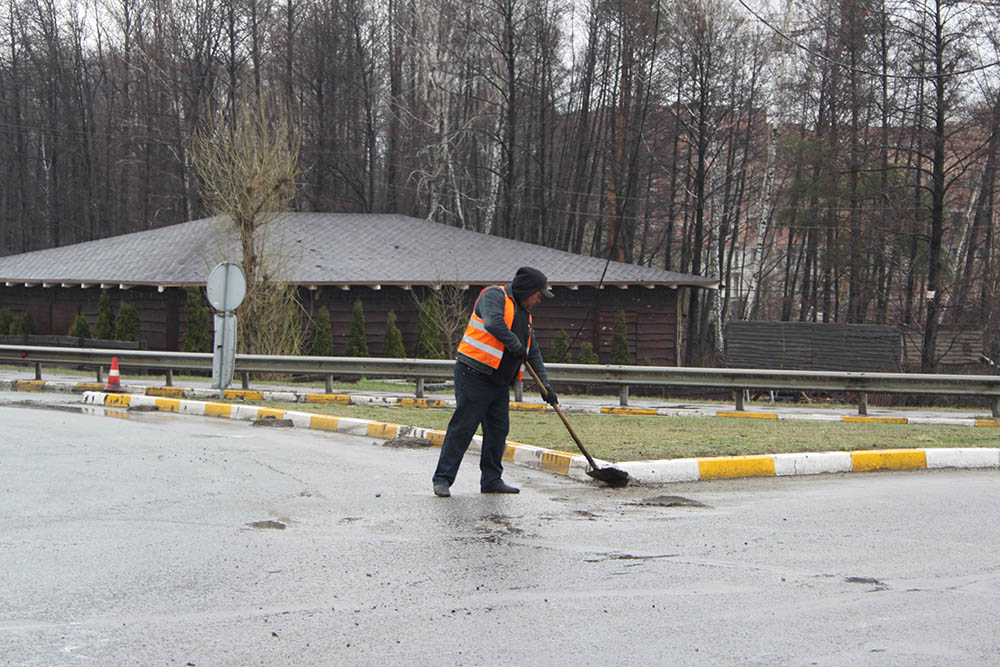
[206,262,247,312]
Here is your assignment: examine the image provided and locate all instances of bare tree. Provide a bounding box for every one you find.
[191,93,305,355]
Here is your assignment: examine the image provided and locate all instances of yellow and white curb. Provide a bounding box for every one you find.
[616,447,1000,484]
[80,391,1000,486]
[80,391,600,482]
[11,377,1000,428]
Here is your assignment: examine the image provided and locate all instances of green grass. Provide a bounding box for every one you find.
[248,400,1000,461]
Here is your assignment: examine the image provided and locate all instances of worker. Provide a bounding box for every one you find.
[432,267,558,497]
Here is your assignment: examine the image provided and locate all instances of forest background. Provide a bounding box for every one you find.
[2,0,1000,370]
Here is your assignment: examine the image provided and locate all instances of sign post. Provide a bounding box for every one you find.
[206,262,247,397]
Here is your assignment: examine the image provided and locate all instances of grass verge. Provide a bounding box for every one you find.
[248,400,1000,461]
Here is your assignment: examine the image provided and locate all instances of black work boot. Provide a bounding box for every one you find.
[481,481,519,494]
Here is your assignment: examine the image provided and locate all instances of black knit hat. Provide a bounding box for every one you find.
[511,266,554,300]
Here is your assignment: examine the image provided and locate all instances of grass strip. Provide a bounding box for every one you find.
[249,400,1000,461]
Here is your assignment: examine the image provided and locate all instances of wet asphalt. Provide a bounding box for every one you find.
[2,392,999,665]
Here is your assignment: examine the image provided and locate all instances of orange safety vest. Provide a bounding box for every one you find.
[457,285,532,380]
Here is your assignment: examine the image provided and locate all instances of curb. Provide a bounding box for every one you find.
[6,377,1000,427]
[80,391,598,483]
[79,391,1000,486]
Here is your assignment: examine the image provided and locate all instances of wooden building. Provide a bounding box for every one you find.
[0,213,718,365]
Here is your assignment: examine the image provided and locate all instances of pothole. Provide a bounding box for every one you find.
[253,417,294,428]
[247,520,287,530]
[628,495,709,508]
[585,552,679,563]
[845,576,889,590]
[381,436,434,448]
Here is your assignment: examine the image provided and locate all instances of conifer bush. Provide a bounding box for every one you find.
[382,310,405,358]
[549,329,571,363]
[416,298,444,359]
[94,291,114,339]
[577,341,599,364]
[10,310,34,335]
[610,310,631,365]
[308,306,334,356]
[69,314,91,338]
[182,287,212,353]
[345,299,369,357]
[114,302,141,342]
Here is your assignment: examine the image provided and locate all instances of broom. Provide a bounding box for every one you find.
[524,362,630,488]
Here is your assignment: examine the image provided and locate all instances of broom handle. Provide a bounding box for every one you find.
[524,361,601,471]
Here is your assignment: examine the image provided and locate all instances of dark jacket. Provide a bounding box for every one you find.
[456,284,550,387]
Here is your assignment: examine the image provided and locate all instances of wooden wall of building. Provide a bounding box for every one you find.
[2,283,683,366]
[0,286,181,350]
[302,284,680,366]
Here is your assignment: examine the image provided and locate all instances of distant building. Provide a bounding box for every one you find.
[0,213,719,365]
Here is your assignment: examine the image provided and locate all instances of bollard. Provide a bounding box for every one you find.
[241,371,250,390]
[325,375,334,394]
[165,369,174,387]
[858,392,869,416]
[734,389,745,412]
[514,380,523,403]
[96,365,103,383]
[34,362,42,381]
[619,384,629,407]
[416,377,424,399]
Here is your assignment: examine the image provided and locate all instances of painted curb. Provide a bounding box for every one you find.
[78,390,1000,486]
[79,391,598,483]
[9,377,1000,427]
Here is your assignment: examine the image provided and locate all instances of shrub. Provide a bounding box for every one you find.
[0,309,12,335]
[114,302,141,342]
[610,310,631,365]
[345,299,369,357]
[182,287,212,352]
[549,329,571,363]
[69,313,91,338]
[382,310,406,358]
[416,297,444,359]
[308,305,334,356]
[577,341,599,364]
[10,310,34,335]
[94,290,114,339]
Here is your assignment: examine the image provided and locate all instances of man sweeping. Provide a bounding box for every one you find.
[432,267,558,497]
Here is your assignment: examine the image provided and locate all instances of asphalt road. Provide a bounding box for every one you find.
[2,393,998,666]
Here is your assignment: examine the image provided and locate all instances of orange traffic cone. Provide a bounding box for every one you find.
[105,356,122,393]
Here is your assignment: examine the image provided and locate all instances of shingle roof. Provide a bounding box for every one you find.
[0,213,718,289]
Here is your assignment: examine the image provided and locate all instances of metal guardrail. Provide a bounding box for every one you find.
[2,344,999,416]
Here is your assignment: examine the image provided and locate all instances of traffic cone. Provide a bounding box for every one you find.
[105,356,122,393]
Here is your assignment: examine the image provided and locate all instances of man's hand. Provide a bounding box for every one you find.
[507,340,526,364]
[543,385,558,405]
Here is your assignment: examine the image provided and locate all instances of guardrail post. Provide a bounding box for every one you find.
[416,378,424,399]
[165,369,173,387]
[34,362,41,380]
[241,372,249,390]
[325,375,334,393]
[619,385,629,407]
[515,380,523,402]
[993,396,1000,419]
[96,365,103,383]
[858,392,869,416]
[734,390,745,412]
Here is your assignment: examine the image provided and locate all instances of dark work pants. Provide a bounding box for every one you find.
[432,362,510,490]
